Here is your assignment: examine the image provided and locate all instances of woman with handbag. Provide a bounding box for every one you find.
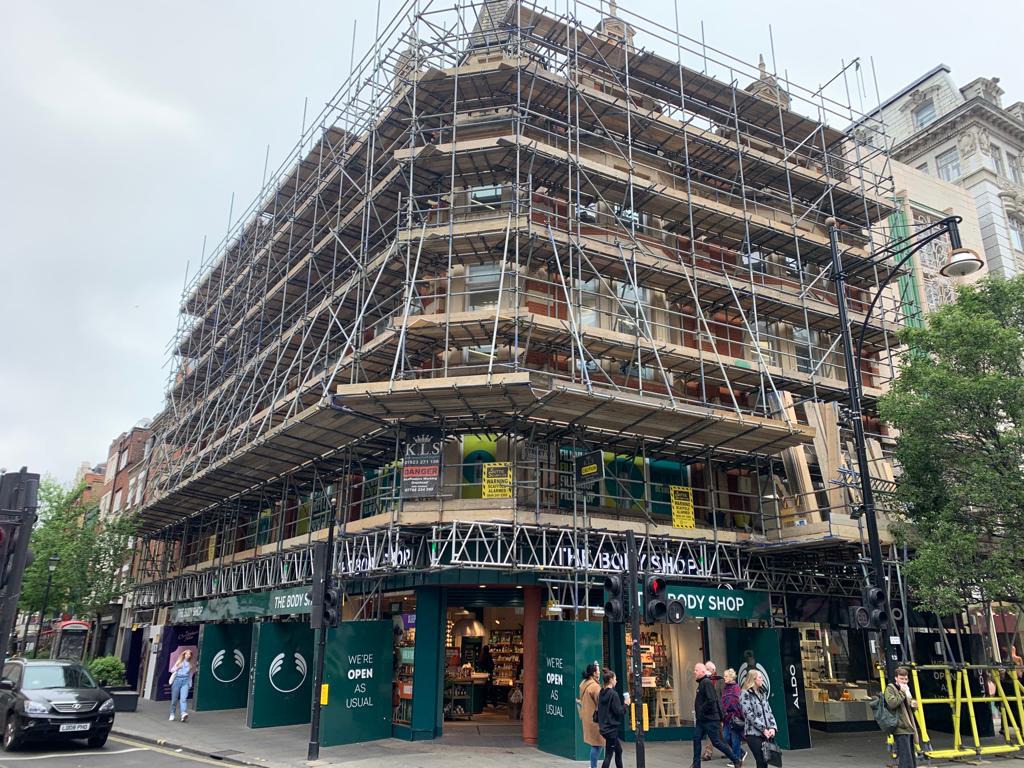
[721,669,747,767]
[578,662,605,768]
[740,670,780,768]
[168,649,195,722]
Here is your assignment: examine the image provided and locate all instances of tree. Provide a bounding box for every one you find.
[20,478,138,656]
[879,276,1024,615]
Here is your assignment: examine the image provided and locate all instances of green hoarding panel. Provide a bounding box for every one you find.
[196,624,253,712]
[725,628,811,750]
[537,621,602,760]
[247,621,314,728]
[320,621,393,746]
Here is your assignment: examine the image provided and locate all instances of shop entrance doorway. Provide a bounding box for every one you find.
[441,588,526,745]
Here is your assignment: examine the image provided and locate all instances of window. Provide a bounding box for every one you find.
[117,450,128,471]
[112,490,123,516]
[991,144,1006,177]
[576,202,598,223]
[579,278,601,327]
[126,479,136,509]
[466,263,502,311]
[792,327,817,374]
[912,100,937,129]
[469,184,503,207]
[613,205,642,229]
[936,147,961,182]
[614,282,648,335]
[1009,154,1022,185]
[1010,216,1024,252]
[741,248,769,275]
[915,162,929,174]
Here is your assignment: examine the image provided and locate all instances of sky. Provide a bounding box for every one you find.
[1,0,1020,484]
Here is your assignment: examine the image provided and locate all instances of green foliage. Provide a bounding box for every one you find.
[88,655,127,687]
[879,276,1024,614]
[20,478,138,623]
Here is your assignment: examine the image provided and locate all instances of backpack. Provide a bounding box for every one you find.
[872,694,899,735]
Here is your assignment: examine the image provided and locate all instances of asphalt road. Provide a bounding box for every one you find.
[0,735,234,767]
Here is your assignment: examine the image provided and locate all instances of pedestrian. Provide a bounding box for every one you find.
[597,669,629,768]
[478,645,495,707]
[721,668,747,768]
[740,669,777,768]
[168,649,194,722]
[578,662,605,768]
[694,662,742,768]
[884,666,919,768]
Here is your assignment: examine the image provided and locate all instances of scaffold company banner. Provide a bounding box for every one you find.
[481,461,513,498]
[170,585,311,624]
[401,427,443,498]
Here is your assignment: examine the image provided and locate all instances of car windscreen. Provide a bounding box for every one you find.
[21,665,97,690]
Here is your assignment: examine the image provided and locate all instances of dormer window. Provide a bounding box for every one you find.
[912,100,937,130]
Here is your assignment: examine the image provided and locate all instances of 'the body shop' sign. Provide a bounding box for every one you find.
[401,427,443,498]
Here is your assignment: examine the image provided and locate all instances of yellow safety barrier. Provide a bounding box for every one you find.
[879,663,1024,760]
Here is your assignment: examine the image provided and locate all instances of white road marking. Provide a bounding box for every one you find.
[0,747,145,760]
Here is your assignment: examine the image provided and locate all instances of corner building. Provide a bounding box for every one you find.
[131,0,917,756]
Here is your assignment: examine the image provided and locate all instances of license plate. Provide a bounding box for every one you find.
[59,723,90,732]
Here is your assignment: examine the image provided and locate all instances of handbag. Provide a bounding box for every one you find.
[762,738,783,767]
[729,715,744,731]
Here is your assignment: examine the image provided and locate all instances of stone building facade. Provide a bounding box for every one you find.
[857,65,1024,280]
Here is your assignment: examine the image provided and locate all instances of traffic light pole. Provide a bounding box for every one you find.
[826,221,897,680]
[625,530,646,768]
[307,526,336,759]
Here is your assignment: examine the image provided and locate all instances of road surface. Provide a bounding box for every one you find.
[0,735,233,767]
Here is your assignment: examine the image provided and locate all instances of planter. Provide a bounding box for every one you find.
[103,687,139,713]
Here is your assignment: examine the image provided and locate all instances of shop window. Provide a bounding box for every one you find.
[391,597,416,726]
[625,622,704,728]
[467,263,502,311]
[936,147,961,182]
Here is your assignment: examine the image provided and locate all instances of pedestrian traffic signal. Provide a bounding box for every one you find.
[644,575,668,624]
[848,605,871,630]
[603,573,627,623]
[666,599,685,624]
[864,585,889,629]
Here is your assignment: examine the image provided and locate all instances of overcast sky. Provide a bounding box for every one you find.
[1,0,1020,484]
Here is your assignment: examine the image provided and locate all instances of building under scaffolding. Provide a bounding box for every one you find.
[127,0,930,749]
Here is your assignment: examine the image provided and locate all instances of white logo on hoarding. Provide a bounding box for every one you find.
[211,648,246,683]
[268,652,307,694]
[738,662,771,697]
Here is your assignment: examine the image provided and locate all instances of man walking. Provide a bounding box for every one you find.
[693,662,743,768]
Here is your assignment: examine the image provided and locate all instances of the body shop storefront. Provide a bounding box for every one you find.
[609,585,810,749]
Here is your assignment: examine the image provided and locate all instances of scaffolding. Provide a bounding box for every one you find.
[135,0,913,619]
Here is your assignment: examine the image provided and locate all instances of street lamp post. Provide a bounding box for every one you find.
[826,214,982,679]
[33,554,60,658]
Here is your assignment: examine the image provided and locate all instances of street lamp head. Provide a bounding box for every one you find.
[940,247,984,278]
[47,554,60,572]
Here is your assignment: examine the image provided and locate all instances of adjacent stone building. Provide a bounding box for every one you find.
[857,65,1024,279]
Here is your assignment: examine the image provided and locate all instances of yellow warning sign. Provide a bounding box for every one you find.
[670,485,695,528]
[482,462,513,499]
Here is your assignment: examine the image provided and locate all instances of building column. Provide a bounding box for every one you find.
[522,586,541,745]
[411,586,445,741]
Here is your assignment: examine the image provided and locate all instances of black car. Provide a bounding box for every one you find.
[0,659,115,750]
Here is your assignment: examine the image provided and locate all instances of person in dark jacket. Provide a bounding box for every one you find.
[884,667,918,768]
[478,645,495,707]
[597,669,628,768]
[694,662,742,768]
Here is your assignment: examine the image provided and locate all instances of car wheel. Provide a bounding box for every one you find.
[87,732,108,749]
[2,714,21,751]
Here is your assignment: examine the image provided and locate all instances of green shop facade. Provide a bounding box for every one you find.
[160,564,812,759]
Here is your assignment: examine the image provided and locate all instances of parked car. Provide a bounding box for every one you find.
[0,659,115,750]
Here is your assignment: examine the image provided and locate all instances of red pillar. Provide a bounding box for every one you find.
[522,586,541,745]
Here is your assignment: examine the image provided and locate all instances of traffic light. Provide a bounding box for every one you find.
[644,575,668,624]
[322,578,341,628]
[864,585,889,629]
[848,605,870,630]
[603,573,627,623]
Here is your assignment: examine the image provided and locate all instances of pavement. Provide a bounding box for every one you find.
[108,698,1022,768]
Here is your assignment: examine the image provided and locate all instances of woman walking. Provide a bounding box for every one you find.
[740,669,777,768]
[578,662,605,768]
[168,649,195,722]
[721,668,746,767]
[597,670,629,768]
